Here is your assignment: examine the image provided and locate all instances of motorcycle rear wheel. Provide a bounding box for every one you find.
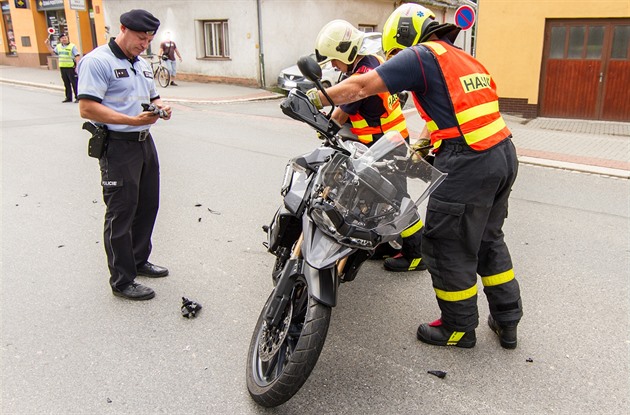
[246,275,331,407]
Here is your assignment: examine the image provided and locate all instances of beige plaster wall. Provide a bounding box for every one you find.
[476,0,630,104]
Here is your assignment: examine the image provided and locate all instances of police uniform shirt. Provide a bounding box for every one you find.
[375,42,455,130]
[77,38,159,133]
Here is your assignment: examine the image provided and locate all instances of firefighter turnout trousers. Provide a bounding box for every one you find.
[421,138,522,332]
[99,136,160,290]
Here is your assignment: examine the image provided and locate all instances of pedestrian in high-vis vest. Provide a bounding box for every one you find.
[45,34,80,103]
[308,3,523,349]
[310,19,426,274]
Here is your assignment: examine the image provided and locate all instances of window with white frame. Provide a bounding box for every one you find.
[203,20,230,58]
[358,24,376,33]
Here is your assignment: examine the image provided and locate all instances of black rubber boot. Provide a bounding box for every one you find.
[487,315,518,349]
[416,319,476,348]
[384,253,427,272]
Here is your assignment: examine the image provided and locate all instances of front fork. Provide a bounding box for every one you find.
[264,233,351,327]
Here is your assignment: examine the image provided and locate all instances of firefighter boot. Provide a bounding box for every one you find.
[383,253,427,272]
[416,319,476,348]
[487,315,518,349]
[370,242,401,260]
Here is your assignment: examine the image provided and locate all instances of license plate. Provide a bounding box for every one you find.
[284,80,297,88]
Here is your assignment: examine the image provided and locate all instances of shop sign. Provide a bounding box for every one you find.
[14,0,27,9]
[36,0,64,11]
[69,0,86,11]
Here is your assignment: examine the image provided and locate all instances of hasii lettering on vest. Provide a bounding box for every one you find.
[460,73,492,93]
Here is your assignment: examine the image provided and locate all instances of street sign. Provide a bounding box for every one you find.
[69,0,86,11]
[455,5,476,31]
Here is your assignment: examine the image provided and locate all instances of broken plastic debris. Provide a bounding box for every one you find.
[181,297,202,318]
[428,370,447,378]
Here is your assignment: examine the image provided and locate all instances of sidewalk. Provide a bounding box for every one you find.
[2,65,628,178]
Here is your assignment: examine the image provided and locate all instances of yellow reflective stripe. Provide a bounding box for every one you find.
[464,117,507,145]
[401,219,423,238]
[388,122,407,135]
[409,258,422,270]
[427,120,438,132]
[352,118,368,128]
[382,105,403,123]
[357,134,372,143]
[481,269,515,287]
[423,41,447,55]
[447,331,466,345]
[434,284,478,302]
[456,101,500,125]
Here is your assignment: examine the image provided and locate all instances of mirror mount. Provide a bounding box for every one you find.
[297,55,336,113]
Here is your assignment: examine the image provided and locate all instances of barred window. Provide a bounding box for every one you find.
[203,20,230,58]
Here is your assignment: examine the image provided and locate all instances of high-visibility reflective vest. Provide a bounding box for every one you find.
[412,41,511,151]
[348,56,408,145]
[56,43,77,68]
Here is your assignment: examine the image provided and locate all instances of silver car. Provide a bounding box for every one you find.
[277,53,343,92]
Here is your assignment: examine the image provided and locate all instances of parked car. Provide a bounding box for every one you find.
[277,53,343,92]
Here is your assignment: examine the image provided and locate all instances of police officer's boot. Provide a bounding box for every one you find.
[416,318,476,348]
[487,315,518,349]
[383,253,427,272]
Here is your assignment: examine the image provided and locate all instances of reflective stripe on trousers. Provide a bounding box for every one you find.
[421,138,523,332]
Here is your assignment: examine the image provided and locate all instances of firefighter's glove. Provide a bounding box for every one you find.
[410,138,432,162]
[306,88,323,110]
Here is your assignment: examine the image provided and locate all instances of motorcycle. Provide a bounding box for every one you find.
[245,56,446,408]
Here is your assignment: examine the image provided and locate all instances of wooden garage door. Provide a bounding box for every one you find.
[540,19,630,121]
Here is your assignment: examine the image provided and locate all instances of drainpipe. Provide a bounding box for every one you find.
[256,0,266,88]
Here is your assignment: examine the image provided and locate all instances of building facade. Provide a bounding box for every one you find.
[1,0,465,86]
[0,0,106,69]
[476,0,630,121]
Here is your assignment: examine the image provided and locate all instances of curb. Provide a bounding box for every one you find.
[518,156,630,179]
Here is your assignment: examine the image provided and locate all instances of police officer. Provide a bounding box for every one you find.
[308,4,523,349]
[44,33,80,103]
[311,20,425,273]
[77,9,172,301]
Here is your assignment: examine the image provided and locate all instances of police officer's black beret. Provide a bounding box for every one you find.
[120,9,160,34]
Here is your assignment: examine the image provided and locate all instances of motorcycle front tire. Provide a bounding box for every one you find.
[246,275,331,407]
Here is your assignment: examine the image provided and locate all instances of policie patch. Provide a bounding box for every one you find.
[102,180,123,188]
[114,69,130,78]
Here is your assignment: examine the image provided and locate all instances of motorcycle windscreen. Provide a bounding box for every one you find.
[317,131,446,240]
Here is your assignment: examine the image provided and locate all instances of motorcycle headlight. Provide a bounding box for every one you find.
[280,161,307,196]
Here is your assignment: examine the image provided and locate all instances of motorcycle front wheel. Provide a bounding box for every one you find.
[246,275,331,407]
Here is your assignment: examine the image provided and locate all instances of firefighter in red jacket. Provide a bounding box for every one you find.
[308,4,523,349]
[311,19,426,273]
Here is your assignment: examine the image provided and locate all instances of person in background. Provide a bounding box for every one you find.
[308,3,523,349]
[311,20,426,273]
[159,32,182,86]
[77,9,173,301]
[44,33,80,103]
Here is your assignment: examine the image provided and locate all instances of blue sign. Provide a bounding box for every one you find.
[455,5,476,31]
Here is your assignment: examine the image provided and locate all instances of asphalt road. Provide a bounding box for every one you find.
[1,84,629,415]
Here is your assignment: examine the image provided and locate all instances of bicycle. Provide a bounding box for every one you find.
[147,54,171,88]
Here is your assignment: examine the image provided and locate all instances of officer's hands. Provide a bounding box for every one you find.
[136,111,160,125]
[306,88,323,110]
[156,104,172,120]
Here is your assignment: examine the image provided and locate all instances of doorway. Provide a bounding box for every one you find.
[539,18,630,121]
